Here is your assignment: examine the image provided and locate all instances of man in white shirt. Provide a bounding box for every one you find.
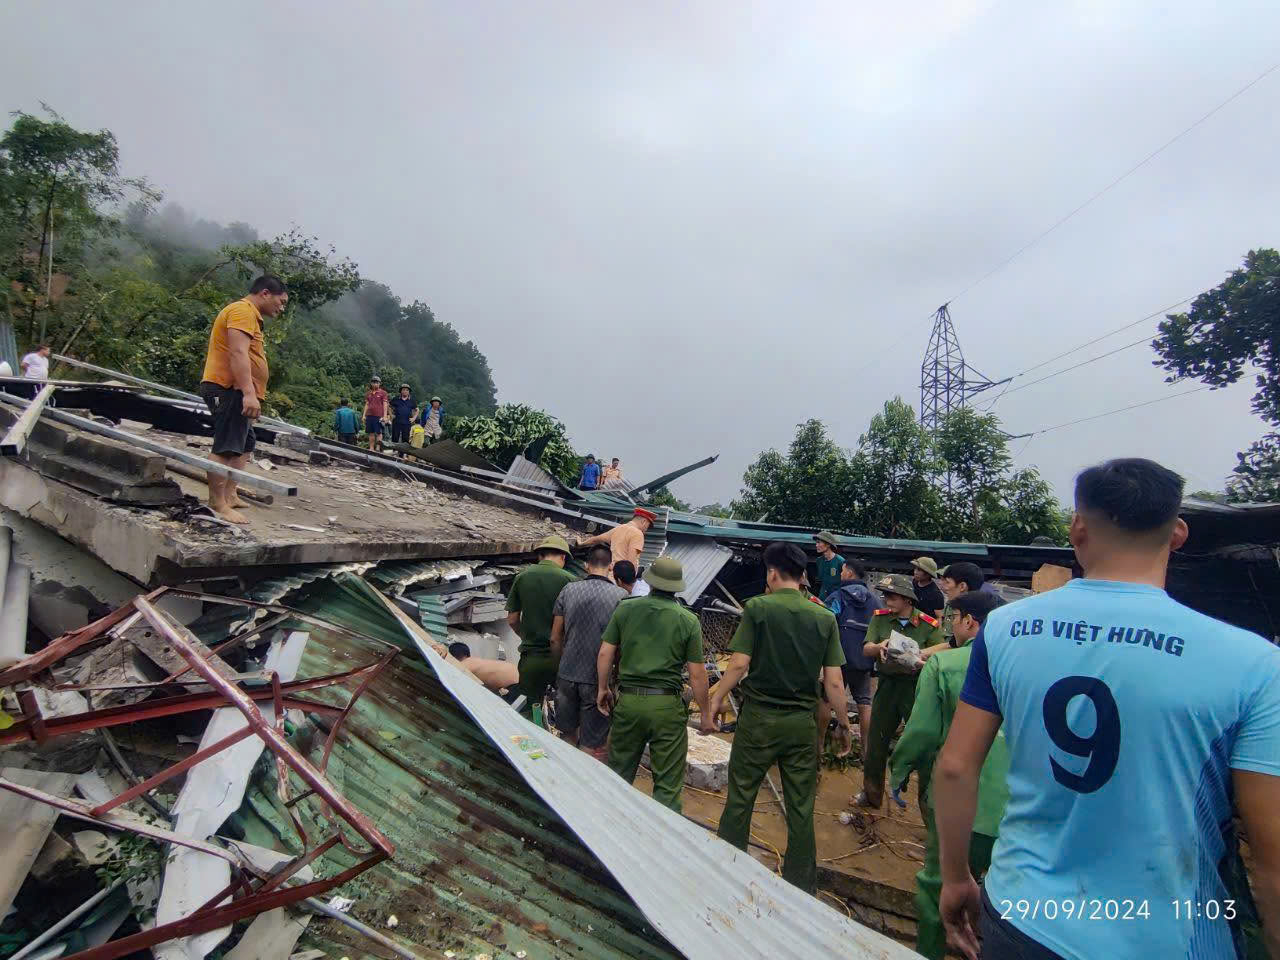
[20,344,50,380]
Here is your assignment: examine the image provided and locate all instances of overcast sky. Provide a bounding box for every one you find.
[4,0,1277,509]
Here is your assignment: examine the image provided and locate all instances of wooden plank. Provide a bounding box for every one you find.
[122,615,240,684]
[0,383,56,457]
[0,766,78,915]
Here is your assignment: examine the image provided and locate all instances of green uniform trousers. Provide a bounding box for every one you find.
[517,653,557,719]
[916,809,996,960]
[608,693,688,812]
[863,673,919,806]
[717,699,819,893]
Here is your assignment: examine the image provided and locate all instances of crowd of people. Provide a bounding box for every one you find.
[172,283,1280,956]
[335,375,447,452]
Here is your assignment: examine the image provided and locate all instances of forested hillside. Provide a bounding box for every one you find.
[1,109,497,433]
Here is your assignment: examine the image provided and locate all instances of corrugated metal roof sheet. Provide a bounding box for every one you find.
[402,438,499,472]
[639,507,669,570]
[629,455,719,496]
[420,641,917,960]
[366,558,483,594]
[504,454,563,493]
[417,594,450,641]
[662,535,734,603]
[236,630,685,960]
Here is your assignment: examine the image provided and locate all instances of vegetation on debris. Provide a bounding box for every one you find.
[449,403,581,483]
[1153,248,1280,502]
[732,401,1069,544]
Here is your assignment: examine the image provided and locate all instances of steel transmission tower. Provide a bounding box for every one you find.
[919,304,1006,434]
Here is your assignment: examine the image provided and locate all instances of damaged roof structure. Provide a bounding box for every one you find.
[1,355,1276,960]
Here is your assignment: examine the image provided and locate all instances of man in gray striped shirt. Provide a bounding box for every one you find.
[551,544,627,759]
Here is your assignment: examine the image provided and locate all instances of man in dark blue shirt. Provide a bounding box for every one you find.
[826,557,882,749]
[388,383,416,445]
[579,454,602,490]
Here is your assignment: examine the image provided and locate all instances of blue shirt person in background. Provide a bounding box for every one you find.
[826,556,881,748]
[332,398,359,443]
[935,458,1280,960]
[579,454,601,490]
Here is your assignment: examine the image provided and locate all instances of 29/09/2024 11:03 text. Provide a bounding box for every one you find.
[998,899,1238,922]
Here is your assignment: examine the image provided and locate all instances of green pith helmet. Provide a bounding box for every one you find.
[816,531,839,548]
[535,534,572,556]
[644,556,686,592]
[876,573,918,604]
[911,556,939,577]
[431,396,442,403]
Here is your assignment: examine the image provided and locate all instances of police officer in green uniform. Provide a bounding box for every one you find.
[711,542,851,893]
[596,556,712,812]
[852,573,942,810]
[506,535,576,716]
[889,591,1009,960]
[813,531,845,601]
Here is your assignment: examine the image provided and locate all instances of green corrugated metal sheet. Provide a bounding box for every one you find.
[233,604,681,960]
[417,594,450,641]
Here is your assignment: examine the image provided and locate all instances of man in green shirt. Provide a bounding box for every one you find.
[506,535,576,717]
[813,531,845,601]
[710,542,850,893]
[889,591,1009,960]
[596,556,712,812]
[853,573,943,811]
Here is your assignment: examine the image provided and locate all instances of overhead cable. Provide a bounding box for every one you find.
[1016,385,1212,437]
[943,60,1280,307]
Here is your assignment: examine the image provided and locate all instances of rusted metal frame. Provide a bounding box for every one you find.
[319,646,400,773]
[89,724,258,817]
[133,598,395,857]
[0,683,349,747]
[0,777,241,865]
[160,612,291,684]
[61,851,385,960]
[0,588,164,687]
[195,834,344,917]
[271,670,309,847]
[16,689,46,742]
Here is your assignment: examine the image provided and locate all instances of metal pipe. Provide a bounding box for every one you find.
[9,878,126,960]
[0,391,296,497]
[50,354,310,437]
[0,525,10,619]
[300,897,430,960]
[1,383,57,456]
[0,562,29,669]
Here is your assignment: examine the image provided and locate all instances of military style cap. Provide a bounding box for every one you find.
[399,382,410,390]
[876,573,918,603]
[370,375,381,382]
[815,531,839,548]
[911,556,939,578]
[535,534,572,556]
[431,396,442,403]
[644,555,686,592]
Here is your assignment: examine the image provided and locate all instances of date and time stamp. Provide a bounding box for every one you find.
[997,899,1237,922]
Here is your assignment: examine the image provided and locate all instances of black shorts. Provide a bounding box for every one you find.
[842,664,873,706]
[338,432,357,445]
[200,382,256,457]
[555,678,611,748]
[365,415,383,437]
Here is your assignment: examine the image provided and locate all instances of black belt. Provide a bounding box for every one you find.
[619,685,676,696]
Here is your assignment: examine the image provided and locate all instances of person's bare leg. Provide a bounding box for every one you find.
[209,453,248,524]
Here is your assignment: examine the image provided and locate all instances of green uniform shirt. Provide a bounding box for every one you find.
[505,559,575,656]
[815,553,845,600]
[729,588,845,710]
[601,593,703,692]
[890,642,1010,836]
[864,606,943,667]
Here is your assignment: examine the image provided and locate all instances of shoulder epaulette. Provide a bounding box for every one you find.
[873,608,891,616]
[919,613,939,627]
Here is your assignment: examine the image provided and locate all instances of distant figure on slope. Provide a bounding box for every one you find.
[419,395,445,441]
[601,457,624,489]
[333,398,358,445]
[20,343,50,380]
[198,276,289,523]
[579,454,601,491]
[362,375,388,451]
[389,383,415,445]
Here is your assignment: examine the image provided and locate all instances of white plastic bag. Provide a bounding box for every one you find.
[880,629,923,675]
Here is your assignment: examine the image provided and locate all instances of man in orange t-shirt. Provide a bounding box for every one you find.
[578,508,655,577]
[199,275,289,523]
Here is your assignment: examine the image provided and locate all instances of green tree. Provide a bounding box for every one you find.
[448,403,581,484]
[695,502,734,519]
[0,107,160,341]
[1153,249,1280,501]
[849,398,943,538]
[732,419,855,528]
[934,407,1012,540]
[648,487,691,511]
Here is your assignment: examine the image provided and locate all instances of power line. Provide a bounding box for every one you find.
[982,294,1196,408]
[943,60,1280,307]
[1016,385,1212,437]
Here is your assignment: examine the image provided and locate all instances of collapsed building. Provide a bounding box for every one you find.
[0,359,1274,960]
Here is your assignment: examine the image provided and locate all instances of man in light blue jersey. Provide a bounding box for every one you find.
[935,458,1280,960]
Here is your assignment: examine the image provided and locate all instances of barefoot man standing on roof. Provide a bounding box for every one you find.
[199,275,288,524]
